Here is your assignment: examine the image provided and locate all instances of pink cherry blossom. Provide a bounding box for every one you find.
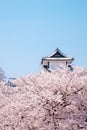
[0,67,87,129]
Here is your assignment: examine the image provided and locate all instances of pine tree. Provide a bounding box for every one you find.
[0,67,6,81]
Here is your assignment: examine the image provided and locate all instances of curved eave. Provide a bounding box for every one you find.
[43,57,74,61]
[41,57,74,64]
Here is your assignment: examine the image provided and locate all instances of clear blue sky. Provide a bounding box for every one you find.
[0,0,87,78]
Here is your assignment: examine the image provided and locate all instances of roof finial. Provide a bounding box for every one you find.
[56,48,58,51]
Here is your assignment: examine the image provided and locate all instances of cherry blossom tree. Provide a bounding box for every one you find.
[0,67,87,129]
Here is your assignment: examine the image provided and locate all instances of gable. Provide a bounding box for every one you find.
[50,51,65,58]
